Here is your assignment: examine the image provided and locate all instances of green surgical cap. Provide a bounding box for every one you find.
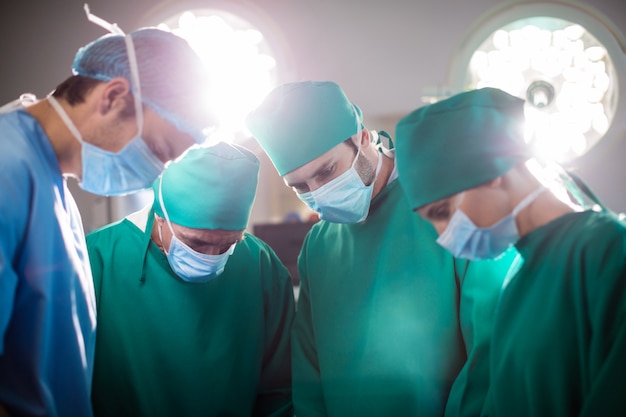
[245,81,362,176]
[395,87,532,210]
[152,142,259,230]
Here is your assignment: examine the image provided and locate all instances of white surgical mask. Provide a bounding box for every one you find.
[48,95,163,196]
[157,179,236,283]
[437,186,545,260]
[298,140,383,224]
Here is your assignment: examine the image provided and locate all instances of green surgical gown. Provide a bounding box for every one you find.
[293,177,514,417]
[87,207,295,417]
[482,211,626,416]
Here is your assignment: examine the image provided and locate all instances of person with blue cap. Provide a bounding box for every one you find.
[395,87,626,417]
[0,6,213,416]
[245,81,515,417]
[87,143,295,417]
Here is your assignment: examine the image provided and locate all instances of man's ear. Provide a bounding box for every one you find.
[154,213,165,226]
[485,176,503,188]
[358,129,370,149]
[98,77,132,115]
[475,175,503,190]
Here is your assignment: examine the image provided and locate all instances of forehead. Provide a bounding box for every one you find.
[417,201,438,217]
[417,195,456,217]
[282,142,348,184]
[174,225,243,243]
[143,107,196,161]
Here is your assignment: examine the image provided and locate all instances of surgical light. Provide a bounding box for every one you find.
[449,3,625,165]
[154,8,279,143]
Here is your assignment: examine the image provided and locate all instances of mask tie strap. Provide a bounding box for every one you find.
[374,147,383,176]
[47,95,85,145]
[83,4,124,35]
[512,186,546,217]
[157,176,177,237]
[156,221,169,255]
[83,4,143,136]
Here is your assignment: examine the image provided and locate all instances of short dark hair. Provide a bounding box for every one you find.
[51,75,135,117]
[343,137,358,153]
[51,75,101,105]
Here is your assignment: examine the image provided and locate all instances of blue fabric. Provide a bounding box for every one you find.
[0,110,96,417]
[73,29,212,144]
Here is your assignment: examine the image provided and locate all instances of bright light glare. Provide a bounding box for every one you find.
[525,158,585,211]
[465,17,618,163]
[159,9,277,142]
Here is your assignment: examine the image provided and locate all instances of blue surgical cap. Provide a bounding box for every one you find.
[73,28,213,143]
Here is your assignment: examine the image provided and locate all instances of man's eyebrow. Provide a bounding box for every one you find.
[426,201,447,217]
[286,161,334,188]
[176,232,206,246]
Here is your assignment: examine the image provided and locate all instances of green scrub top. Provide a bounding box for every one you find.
[482,211,626,417]
[87,207,295,417]
[293,176,514,417]
[446,249,519,417]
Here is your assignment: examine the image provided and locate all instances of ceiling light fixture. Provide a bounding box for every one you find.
[449,2,625,164]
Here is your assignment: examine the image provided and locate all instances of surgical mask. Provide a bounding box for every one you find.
[157,179,236,283]
[47,96,163,196]
[437,186,546,260]
[298,141,383,224]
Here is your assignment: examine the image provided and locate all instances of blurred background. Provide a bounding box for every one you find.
[1,0,624,279]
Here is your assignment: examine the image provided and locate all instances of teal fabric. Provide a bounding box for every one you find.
[445,249,519,417]
[152,142,259,230]
[395,88,532,209]
[87,209,295,417]
[292,178,513,416]
[246,81,362,175]
[482,211,626,416]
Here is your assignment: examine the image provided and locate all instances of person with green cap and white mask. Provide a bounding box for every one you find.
[395,87,626,417]
[86,143,295,417]
[245,81,515,417]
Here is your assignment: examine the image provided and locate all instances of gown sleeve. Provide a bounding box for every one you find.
[253,240,296,417]
[0,145,30,353]
[291,233,328,417]
[578,226,626,417]
[445,249,518,417]
[85,233,105,307]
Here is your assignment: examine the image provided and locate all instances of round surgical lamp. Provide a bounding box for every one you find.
[138,1,287,143]
[449,1,626,164]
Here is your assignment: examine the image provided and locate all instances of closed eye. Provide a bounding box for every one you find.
[288,163,336,194]
[425,200,452,221]
[315,164,335,182]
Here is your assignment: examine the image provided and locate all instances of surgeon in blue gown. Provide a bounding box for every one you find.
[0,9,212,417]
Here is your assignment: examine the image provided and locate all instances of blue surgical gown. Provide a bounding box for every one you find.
[0,109,96,416]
